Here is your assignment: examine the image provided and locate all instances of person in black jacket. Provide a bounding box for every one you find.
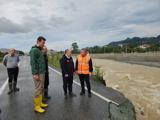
[60,49,76,97]
[42,46,51,101]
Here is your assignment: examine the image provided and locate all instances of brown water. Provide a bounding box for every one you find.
[93,59,160,120]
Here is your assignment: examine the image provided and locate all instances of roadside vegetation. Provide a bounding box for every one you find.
[92,65,105,85]
[48,53,62,68]
[0,51,5,62]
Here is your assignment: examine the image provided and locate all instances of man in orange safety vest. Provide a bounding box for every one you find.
[75,49,93,97]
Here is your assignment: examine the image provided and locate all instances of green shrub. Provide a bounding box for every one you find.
[48,54,62,68]
[0,51,4,62]
[93,65,106,85]
[0,57,3,62]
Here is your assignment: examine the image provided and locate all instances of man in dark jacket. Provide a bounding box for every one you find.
[60,49,76,97]
[42,46,51,101]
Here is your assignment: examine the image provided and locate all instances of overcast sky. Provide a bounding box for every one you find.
[0,0,160,51]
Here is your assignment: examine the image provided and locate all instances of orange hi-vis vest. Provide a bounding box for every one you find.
[77,54,91,74]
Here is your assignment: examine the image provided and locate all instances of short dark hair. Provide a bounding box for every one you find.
[64,49,72,54]
[65,49,69,54]
[81,48,88,53]
[37,36,46,43]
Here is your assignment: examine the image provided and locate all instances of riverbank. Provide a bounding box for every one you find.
[93,58,160,120]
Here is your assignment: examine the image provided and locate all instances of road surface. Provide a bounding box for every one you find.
[0,56,128,120]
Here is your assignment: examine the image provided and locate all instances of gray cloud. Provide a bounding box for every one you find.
[0,17,31,34]
[0,0,160,51]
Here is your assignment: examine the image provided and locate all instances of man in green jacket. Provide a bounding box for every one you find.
[29,36,48,113]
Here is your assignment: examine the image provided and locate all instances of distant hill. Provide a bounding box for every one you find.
[0,48,9,53]
[85,35,160,53]
[0,48,24,55]
[108,35,160,46]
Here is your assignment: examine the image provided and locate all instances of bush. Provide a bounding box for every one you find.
[0,57,3,62]
[93,65,106,85]
[0,51,5,62]
[48,54,62,68]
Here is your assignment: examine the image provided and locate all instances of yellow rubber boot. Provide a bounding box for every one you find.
[40,95,48,108]
[34,97,45,113]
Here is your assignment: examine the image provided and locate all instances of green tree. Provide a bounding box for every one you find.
[17,50,25,55]
[72,42,79,53]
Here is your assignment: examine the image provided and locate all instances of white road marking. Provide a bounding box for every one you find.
[49,66,119,105]
[0,78,8,96]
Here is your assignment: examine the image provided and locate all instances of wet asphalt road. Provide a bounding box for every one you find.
[0,64,7,88]
[0,56,126,120]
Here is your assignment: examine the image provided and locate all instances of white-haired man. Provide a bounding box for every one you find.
[3,48,20,95]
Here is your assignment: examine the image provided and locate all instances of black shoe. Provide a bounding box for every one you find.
[80,92,85,96]
[13,82,20,92]
[46,96,51,99]
[13,88,20,92]
[8,84,13,95]
[44,89,51,100]
[43,96,51,102]
[8,90,13,95]
[64,93,67,96]
[88,93,92,98]
[64,93,68,98]
[69,93,76,97]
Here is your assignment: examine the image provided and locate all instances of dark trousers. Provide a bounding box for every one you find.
[7,67,19,84]
[62,75,73,94]
[44,72,49,89]
[79,74,91,93]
